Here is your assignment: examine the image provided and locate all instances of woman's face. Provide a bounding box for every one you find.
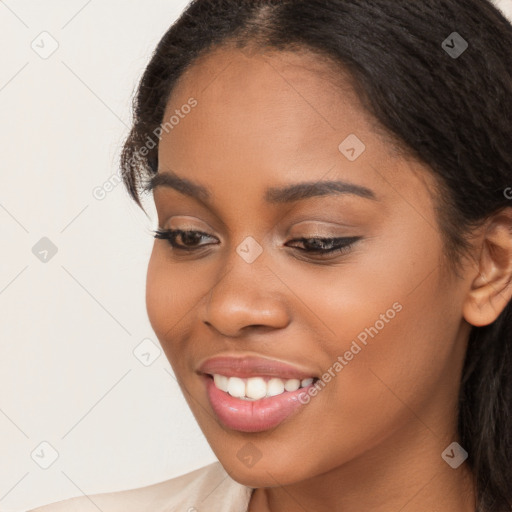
[146,47,475,487]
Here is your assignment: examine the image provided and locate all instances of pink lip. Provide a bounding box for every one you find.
[197,355,317,380]
[202,374,315,432]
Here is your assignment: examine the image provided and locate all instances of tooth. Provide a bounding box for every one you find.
[301,378,313,387]
[267,378,285,397]
[213,374,315,398]
[246,377,267,400]
[284,378,300,392]
[213,374,229,392]
[227,377,246,398]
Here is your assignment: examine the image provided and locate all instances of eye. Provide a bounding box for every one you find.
[153,228,217,251]
[154,228,361,258]
[285,236,361,257]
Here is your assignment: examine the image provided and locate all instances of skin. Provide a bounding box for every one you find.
[145,46,512,512]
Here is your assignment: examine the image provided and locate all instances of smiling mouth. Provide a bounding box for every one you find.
[207,373,319,401]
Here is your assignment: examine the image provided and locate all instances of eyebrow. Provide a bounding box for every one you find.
[145,170,378,204]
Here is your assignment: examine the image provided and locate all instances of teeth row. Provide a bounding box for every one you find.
[213,374,315,400]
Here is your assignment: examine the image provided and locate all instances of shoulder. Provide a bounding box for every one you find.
[27,461,253,512]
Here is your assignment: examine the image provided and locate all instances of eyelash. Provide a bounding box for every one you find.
[153,228,360,257]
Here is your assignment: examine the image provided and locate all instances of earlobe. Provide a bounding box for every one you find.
[462,208,512,327]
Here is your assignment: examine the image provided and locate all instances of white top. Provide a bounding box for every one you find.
[28,461,254,512]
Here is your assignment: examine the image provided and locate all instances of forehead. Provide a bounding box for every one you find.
[162,46,377,145]
[154,46,431,212]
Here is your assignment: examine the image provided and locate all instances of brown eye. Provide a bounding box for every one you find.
[153,229,217,251]
[286,236,361,256]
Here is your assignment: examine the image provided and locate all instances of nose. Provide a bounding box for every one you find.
[201,251,291,338]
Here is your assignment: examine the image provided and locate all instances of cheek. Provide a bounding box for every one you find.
[145,246,192,351]
[145,247,171,340]
[145,245,216,365]
[308,231,458,426]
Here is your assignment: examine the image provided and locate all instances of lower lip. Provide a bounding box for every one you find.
[203,375,315,432]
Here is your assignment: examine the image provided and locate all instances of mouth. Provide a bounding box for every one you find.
[207,373,318,400]
[201,373,320,432]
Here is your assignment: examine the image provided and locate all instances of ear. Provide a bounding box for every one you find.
[463,207,512,327]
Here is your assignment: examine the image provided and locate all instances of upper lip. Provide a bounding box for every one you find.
[197,354,318,380]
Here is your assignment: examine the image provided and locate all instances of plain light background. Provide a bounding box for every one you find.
[1,1,511,511]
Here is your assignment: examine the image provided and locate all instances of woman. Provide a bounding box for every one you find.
[29,0,512,511]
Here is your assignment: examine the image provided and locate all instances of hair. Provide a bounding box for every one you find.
[119,1,512,510]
